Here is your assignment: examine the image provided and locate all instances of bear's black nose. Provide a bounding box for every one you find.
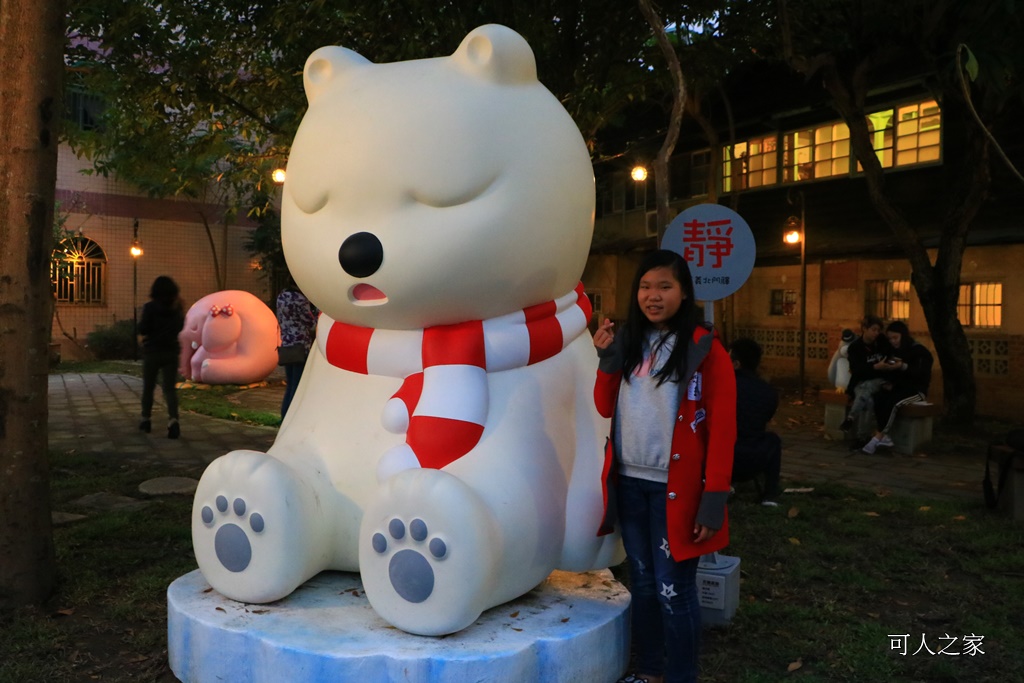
[338,232,384,278]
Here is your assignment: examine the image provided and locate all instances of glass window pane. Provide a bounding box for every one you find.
[897,120,918,136]
[920,130,940,147]
[898,104,920,121]
[918,146,940,162]
[764,168,777,184]
[920,114,941,131]
[897,133,918,151]
[833,157,850,175]
[815,126,833,144]
[896,150,917,166]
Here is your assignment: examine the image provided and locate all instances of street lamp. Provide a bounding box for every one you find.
[784,190,807,399]
[131,219,143,360]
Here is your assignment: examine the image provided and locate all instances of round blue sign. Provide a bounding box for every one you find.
[661,204,756,301]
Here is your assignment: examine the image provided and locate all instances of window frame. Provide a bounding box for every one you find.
[769,288,798,317]
[52,236,107,305]
[865,279,911,321]
[957,282,1003,329]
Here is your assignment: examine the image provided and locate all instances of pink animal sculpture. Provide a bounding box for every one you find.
[178,290,280,385]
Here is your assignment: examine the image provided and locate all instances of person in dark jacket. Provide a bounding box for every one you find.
[841,315,894,434]
[729,337,782,506]
[862,320,934,454]
[138,276,185,438]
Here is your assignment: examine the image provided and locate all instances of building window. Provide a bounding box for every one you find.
[865,279,910,321]
[52,236,107,304]
[769,289,797,316]
[958,282,1002,328]
[895,100,941,166]
[865,99,941,169]
[64,89,105,132]
[689,150,711,197]
[723,135,777,192]
[782,122,851,183]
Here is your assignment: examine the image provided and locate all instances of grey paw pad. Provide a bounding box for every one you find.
[201,496,264,573]
[371,517,447,604]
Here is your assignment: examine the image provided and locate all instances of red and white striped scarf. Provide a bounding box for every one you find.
[316,283,592,470]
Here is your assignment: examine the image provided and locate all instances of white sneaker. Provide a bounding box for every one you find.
[862,437,880,454]
[877,434,894,448]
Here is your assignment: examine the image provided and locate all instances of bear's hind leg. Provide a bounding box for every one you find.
[359,468,501,635]
[192,450,339,603]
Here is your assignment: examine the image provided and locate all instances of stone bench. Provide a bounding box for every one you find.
[819,389,940,454]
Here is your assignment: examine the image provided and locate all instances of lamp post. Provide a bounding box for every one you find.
[783,191,807,399]
[631,164,649,213]
[130,219,143,359]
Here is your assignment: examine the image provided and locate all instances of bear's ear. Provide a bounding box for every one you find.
[303,46,372,104]
[451,24,537,84]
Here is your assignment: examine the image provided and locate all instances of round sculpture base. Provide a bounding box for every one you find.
[168,569,630,683]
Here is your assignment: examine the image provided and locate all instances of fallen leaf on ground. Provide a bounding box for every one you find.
[55,608,75,616]
[509,611,519,618]
[788,657,804,672]
[867,612,879,619]
[788,537,801,545]
[864,511,880,517]
[918,506,931,512]
[787,507,799,518]
[784,487,814,494]
[952,515,967,521]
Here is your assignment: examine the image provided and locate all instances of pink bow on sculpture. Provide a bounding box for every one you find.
[210,304,235,317]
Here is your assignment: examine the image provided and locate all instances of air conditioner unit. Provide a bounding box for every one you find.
[646,211,659,237]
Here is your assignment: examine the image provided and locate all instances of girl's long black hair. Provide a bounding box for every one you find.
[621,250,700,385]
[885,320,915,349]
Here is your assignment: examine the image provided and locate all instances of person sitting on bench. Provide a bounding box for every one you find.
[862,320,935,454]
[841,315,894,436]
[729,337,782,506]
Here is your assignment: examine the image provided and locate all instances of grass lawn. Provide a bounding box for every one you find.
[702,482,1023,682]
[25,365,1021,681]
[3,452,1021,682]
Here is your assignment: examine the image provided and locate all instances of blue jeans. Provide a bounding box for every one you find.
[281,362,304,418]
[617,475,701,683]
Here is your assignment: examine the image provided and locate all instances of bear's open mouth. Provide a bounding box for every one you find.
[349,283,388,306]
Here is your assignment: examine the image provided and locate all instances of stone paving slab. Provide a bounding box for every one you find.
[48,374,993,504]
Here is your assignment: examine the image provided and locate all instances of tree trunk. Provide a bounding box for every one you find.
[810,62,984,425]
[637,0,687,240]
[0,0,66,607]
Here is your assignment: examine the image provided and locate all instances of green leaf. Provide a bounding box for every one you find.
[963,45,980,82]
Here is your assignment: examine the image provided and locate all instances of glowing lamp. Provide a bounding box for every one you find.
[630,166,648,182]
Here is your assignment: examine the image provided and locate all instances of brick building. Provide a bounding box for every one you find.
[51,142,270,360]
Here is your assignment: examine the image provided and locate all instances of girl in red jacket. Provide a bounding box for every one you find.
[594,250,736,683]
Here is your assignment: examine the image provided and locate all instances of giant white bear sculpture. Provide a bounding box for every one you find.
[191,24,621,636]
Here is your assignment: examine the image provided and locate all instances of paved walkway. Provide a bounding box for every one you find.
[49,373,992,503]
